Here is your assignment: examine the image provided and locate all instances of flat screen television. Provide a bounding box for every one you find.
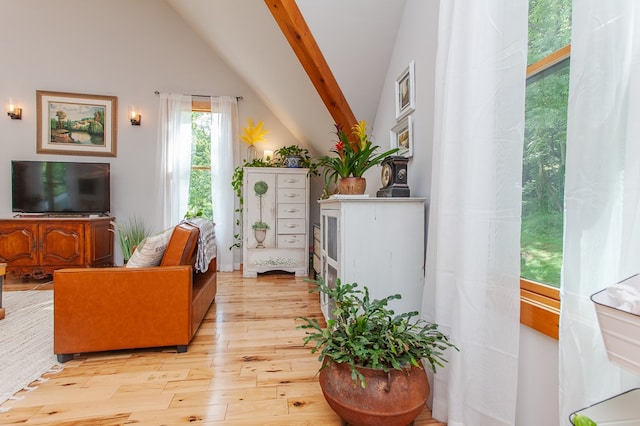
[11,160,110,215]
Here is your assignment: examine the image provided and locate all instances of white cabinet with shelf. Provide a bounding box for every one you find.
[243,167,309,277]
[318,197,426,320]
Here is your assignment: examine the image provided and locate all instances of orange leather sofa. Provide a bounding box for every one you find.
[53,222,217,363]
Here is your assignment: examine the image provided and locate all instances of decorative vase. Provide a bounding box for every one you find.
[254,228,267,248]
[338,177,366,195]
[247,144,257,161]
[319,359,429,426]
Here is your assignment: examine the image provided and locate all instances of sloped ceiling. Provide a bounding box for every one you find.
[166,0,405,154]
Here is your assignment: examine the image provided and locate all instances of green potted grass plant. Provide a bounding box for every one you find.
[112,216,151,264]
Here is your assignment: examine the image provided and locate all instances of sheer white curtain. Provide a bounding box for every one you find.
[560,1,640,421]
[424,2,527,424]
[210,96,239,271]
[156,93,193,230]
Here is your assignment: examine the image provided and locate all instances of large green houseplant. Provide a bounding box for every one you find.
[299,278,458,425]
[299,278,457,386]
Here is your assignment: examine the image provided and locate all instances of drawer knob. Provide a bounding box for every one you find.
[287,208,298,213]
[286,193,298,198]
[287,224,298,228]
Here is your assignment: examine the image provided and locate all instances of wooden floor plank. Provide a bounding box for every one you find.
[0,271,444,425]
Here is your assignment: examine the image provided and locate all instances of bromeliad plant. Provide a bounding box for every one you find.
[318,121,398,183]
[298,278,458,387]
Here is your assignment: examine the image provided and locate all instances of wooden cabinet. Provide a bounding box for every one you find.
[243,167,309,277]
[0,217,114,278]
[318,198,426,320]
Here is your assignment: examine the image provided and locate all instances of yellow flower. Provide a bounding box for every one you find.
[352,120,368,150]
[240,118,268,145]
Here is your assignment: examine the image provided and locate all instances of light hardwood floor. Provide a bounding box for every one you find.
[0,272,443,425]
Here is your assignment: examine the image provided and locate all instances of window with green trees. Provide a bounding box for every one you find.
[521,0,571,289]
[188,110,219,219]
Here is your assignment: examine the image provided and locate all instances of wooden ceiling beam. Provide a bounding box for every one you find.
[264,0,357,131]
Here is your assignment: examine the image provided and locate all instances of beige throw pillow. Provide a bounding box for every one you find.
[126,227,174,268]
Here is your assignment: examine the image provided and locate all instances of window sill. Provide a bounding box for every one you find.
[520,279,560,340]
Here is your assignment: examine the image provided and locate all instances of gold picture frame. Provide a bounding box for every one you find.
[36,90,117,157]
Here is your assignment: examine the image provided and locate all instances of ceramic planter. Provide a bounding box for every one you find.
[319,359,429,426]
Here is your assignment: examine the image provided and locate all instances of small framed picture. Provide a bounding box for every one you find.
[395,61,415,120]
[36,90,118,157]
[390,115,413,158]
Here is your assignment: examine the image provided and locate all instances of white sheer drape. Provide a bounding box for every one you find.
[424,2,527,424]
[560,1,640,421]
[210,96,239,271]
[156,93,193,229]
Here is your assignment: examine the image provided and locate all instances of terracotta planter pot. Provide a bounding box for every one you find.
[338,177,366,195]
[319,359,430,426]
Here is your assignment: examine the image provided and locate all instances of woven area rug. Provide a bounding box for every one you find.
[0,290,62,408]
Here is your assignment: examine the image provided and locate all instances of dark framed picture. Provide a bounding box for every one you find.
[36,90,117,157]
[390,115,413,158]
[395,61,415,120]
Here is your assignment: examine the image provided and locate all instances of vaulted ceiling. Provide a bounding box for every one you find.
[166,0,406,154]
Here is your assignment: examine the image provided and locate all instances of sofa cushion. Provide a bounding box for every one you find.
[126,227,174,268]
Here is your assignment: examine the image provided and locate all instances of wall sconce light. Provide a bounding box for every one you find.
[129,105,141,126]
[263,149,274,162]
[7,98,22,120]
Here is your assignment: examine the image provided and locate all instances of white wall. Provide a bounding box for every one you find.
[0,0,300,263]
[371,0,438,201]
[370,1,560,424]
[518,325,560,425]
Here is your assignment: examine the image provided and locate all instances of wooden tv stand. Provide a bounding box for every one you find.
[0,216,114,279]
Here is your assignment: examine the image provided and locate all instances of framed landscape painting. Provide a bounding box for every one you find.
[36,90,117,157]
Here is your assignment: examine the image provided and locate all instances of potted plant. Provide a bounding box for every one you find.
[318,121,398,195]
[274,144,315,169]
[111,216,151,264]
[299,278,458,426]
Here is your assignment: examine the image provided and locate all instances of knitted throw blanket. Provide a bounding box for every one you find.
[182,218,216,273]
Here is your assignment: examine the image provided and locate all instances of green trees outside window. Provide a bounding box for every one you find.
[187,111,217,219]
[521,0,571,287]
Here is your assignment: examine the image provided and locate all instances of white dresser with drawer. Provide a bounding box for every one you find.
[242,167,309,277]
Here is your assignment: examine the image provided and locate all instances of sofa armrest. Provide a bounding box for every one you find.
[54,266,193,355]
